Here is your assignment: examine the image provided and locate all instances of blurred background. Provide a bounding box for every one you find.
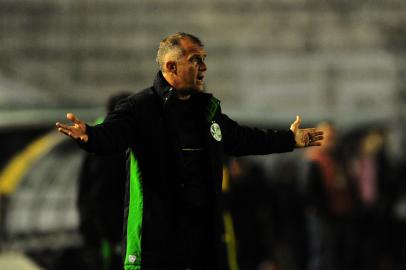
[1,0,406,269]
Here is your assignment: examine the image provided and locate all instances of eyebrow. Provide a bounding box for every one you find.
[189,53,206,60]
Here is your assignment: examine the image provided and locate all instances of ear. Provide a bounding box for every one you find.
[165,61,177,74]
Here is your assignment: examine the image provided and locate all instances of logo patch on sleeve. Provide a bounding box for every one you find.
[210,122,222,142]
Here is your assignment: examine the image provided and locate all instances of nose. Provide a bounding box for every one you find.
[199,60,207,72]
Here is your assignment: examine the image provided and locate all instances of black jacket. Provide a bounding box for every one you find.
[77,151,126,245]
[80,72,296,270]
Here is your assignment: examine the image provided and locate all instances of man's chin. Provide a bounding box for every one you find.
[195,84,205,92]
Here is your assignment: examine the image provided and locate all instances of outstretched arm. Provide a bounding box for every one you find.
[289,115,323,148]
[56,113,89,142]
[56,96,136,154]
[222,113,324,156]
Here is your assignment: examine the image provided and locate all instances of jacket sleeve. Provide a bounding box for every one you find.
[78,97,137,155]
[221,113,296,156]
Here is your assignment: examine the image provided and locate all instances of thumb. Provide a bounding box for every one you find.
[67,113,81,124]
[290,115,301,132]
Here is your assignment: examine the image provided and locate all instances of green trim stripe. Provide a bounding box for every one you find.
[124,152,144,269]
[207,97,220,123]
[93,117,104,125]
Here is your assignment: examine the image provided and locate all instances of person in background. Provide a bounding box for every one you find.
[350,129,391,270]
[78,92,131,270]
[303,122,357,270]
[225,157,274,270]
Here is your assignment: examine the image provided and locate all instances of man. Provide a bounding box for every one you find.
[56,32,323,270]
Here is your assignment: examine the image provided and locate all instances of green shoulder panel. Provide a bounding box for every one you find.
[206,96,221,123]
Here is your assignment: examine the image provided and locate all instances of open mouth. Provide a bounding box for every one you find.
[197,74,204,83]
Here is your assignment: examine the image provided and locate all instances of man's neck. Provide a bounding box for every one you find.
[162,71,191,100]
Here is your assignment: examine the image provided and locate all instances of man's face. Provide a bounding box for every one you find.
[173,38,207,92]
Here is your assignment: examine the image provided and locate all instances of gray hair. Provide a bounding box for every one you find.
[156,32,203,72]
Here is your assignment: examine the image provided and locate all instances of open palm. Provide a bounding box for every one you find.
[56,113,88,142]
[290,115,323,147]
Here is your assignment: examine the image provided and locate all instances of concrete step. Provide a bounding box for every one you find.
[0,252,42,270]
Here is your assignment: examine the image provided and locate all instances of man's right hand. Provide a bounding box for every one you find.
[56,113,89,142]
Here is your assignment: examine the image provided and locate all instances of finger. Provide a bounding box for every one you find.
[310,131,324,137]
[309,142,322,146]
[304,128,316,133]
[67,113,81,124]
[294,115,301,127]
[58,127,73,137]
[309,135,323,143]
[58,127,84,141]
[290,115,301,131]
[56,122,71,129]
[79,134,89,143]
[308,130,323,141]
[313,135,324,141]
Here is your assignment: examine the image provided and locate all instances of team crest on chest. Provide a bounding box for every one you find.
[210,122,222,142]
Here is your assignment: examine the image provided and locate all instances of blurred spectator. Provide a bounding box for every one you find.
[224,157,274,270]
[349,129,393,270]
[303,122,357,270]
[270,156,307,270]
[351,130,386,210]
[77,92,130,270]
[389,157,406,269]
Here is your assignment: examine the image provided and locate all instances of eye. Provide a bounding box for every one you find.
[191,55,204,65]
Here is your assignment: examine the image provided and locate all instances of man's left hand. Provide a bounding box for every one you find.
[290,115,323,148]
